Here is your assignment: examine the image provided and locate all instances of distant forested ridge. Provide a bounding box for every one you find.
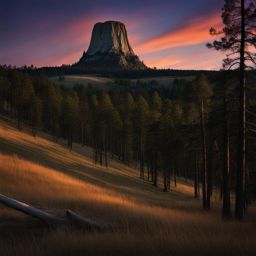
[1,64,218,78]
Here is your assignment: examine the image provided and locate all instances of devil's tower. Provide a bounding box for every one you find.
[76,21,146,70]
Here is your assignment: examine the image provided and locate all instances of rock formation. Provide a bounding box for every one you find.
[76,21,146,70]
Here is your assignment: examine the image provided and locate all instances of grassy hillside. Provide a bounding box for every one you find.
[0,119,256,256]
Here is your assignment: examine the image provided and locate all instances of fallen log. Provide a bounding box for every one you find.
[0,194,63,224]
[66,210,108,231]
[0,194,115,231]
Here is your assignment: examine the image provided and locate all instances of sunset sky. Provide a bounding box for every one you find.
[0,0,224,70]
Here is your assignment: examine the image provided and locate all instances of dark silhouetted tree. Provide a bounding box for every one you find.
[208,0,256,219]
[134,95,149,179]
[191,74,213,209]
[30,95,42,137]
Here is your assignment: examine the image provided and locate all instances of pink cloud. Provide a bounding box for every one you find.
[143,45,223,70]
[135,12,222,55]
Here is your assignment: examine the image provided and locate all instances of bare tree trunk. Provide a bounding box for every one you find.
[235,0,246,220]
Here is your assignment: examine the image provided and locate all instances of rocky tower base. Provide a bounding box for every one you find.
[76,21,146,70]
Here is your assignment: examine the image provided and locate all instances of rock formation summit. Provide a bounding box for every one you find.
[76,21,146,70]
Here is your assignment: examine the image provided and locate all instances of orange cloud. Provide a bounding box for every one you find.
[143,44,223,70]
[145,55,186,69]
[135,12,222,55]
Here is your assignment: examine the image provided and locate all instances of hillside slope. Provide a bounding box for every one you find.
[0,119,256,256]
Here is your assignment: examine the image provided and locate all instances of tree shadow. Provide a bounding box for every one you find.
[0,131,200,211]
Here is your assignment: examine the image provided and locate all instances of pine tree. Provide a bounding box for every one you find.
[159,99,174,191]
[61,94,79,151]
[208,0,256,219]
[134,95,149,179]
[17,74,34,130]
[99,91,115,167]
[214,72,235,218]
[0,70,10,111]
[30,95,42,137]
[90,95,100,164]
[122,93,135,164]
[191,74,213,209]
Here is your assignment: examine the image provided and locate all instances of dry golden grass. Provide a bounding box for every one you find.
[0,153,204,226]
[0,119,256,256]
[0,120,196,209]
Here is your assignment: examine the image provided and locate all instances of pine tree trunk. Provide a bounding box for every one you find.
[17,112,22,131]
[194,154,198,198]
[223,96,231,218]
[122,140,125,162]
[69,134,73,151]
[140,135,144,179]
[100,148,103,166]
[163,169,168,192]
[174,166,177,188]
[83,123,86,145]
[105,139,108,168]
[153,163,158,187]
[207,146,212,210]
[200,99,208,209]
[235,0,246,220]
[81,121,84,145]
[150,164,153,182]
[167,165,171,191]
[105,150,108,168]
[94,147,98,164]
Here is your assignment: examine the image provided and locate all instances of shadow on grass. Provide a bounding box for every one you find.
[0,124,201,211]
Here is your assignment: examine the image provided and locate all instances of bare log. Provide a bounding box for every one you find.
[66,210,108,231]
[0,194,63,223]
[0,194,115,231]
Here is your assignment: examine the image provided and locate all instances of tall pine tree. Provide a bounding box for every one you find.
[208,0,256,219]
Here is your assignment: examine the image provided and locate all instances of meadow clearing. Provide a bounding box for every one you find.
[51,75,114,88]
[0,119,256,256]
[50,74,194,88]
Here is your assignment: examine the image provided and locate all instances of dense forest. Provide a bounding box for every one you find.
[1,66,256,220]
[1,0,256,223]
